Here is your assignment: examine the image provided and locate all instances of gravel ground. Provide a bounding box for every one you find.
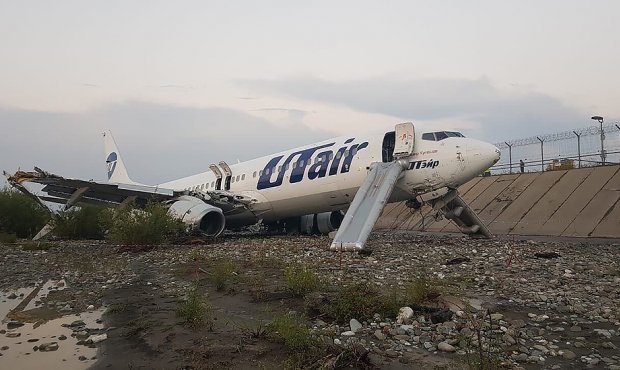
[1,232,619,369]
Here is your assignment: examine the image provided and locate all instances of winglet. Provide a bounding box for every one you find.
[103,130,138,185]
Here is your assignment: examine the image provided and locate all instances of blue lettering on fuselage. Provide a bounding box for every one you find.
[257,139,369,190]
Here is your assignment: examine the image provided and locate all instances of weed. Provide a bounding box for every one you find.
[325,282,392,323]
[177,284,212,329]
[99,202,186,245]
[402,276,441,306]
[209,258,239,291]
[52,205,105,239]
[267,313,315,351]
[460,310,503,370]
[0,232,17,244]
[107,303,129,314]
[284,263,321,297]
[124,316,156,337]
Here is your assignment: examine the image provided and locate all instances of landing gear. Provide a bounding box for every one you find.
[405,197,423,210]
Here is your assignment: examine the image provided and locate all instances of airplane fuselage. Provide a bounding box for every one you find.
[159,129,499,224]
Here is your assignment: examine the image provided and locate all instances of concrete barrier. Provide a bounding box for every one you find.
[377,165,620,238]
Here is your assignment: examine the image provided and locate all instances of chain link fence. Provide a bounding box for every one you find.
[491,122,620,174]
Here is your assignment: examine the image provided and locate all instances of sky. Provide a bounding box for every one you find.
[1,0,619,185]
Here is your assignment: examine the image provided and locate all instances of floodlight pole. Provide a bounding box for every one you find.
[505,142,513,174]
[573,131,581,168]
[537,136,544,172]
[592,116,605,165]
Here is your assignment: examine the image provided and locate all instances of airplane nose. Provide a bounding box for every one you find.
[467,141,501,173]
[491,144,501,164]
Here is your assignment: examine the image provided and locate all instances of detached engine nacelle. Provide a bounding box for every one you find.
[167,196,225,237]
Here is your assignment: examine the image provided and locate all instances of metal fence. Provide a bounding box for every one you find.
[491,122,620,174]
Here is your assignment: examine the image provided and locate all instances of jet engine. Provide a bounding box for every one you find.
[167,196,225,237]
[294,211,344,235]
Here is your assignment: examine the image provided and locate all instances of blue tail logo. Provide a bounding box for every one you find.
[106,152,118,179]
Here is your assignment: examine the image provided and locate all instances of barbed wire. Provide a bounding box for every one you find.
[495,122,620,149]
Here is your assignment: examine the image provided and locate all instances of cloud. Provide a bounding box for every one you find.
[245,76,586,142]
[0,102,332,186]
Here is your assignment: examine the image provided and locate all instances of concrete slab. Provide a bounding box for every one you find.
[563,168,620,237]
[492,170,565,234]
[590,198,620,237]
[540,166,617,236]
[477,173,539,232]
[512,168,593,235]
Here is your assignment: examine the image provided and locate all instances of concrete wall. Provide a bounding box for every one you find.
[377,165,620,238]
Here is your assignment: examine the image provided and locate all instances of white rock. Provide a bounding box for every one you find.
[396,307,414,324]
[349,318,362,332]
[87,305,95,311]
[341,331,355,336]
[333,338,341,345]
[438,341,456,352]
[86,333,107,343]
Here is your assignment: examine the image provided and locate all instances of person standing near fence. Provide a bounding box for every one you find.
[520,159,525,173]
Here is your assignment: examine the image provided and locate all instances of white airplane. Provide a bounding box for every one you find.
[6,122,500,250]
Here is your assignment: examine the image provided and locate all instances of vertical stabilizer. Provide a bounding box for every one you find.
[103,130,137,184]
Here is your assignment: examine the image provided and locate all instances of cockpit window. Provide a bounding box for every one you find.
[421,131,465,141]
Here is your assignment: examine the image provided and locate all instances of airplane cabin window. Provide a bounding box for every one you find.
[259,170,263,176]
[253,171,256,178]
[242,174,245,180]
[211,181,215,187]
[236,175,240,182]
[422,133,436,141]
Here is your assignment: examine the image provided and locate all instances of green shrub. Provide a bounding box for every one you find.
[285,263,321,297]
[0,188,50,238]
[209,258,239,291]
[403,276,440,306]
[0,232,17,244]
[100,202,185,245]
[177,284,212,329]
[53,205,105,239]
[267,313,315,351]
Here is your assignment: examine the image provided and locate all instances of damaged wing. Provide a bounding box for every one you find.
[4,167,257,216]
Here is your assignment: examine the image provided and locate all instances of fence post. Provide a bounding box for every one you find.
[505,142,513,174]
[537,136,544,172]
[573,131,581,168]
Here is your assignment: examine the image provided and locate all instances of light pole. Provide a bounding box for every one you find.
[592,115,605,165]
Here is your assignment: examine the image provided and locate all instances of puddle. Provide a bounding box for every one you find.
[1,282,105,370]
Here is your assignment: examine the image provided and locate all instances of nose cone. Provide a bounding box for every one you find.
[468,141,501,173]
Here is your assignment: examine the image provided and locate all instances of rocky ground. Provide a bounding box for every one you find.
[1,231,619,369]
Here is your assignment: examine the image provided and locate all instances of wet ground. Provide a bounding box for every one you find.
[1,232,619,369]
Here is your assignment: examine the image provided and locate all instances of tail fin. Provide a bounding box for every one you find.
[103,130,138,184]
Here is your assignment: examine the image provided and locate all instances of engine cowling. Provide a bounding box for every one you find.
[316,211,343,234]
[167,196,225,237]
[291,211,343,235]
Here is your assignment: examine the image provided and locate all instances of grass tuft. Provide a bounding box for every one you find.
[284,263,321,297]
[177,284,212,329]
[267,313,315,351]
[209,258,239,291]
